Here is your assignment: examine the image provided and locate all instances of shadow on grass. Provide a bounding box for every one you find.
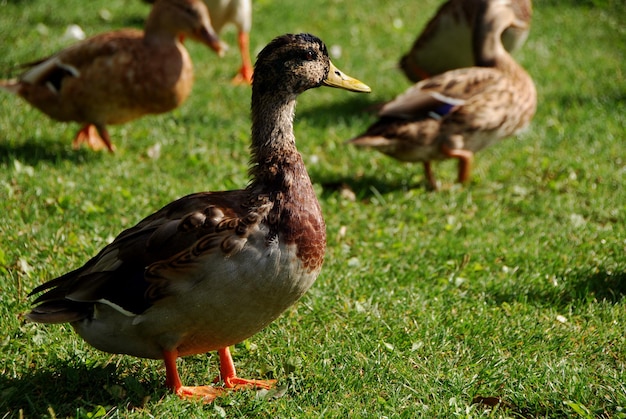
[317,172,426,201]
[492,269,626,308]
[0,362,158,417]
[569,269,626,303]
[0,140,101,166]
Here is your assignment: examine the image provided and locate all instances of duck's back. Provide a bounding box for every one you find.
[16,29,194,126]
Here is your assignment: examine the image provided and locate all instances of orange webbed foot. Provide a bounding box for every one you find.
[231,66,253,85]
[163,348,276,404]
[176,385,225,403]
[175,378,275,403]
[216,347,276,390]
[221,376,277,390]
[72,124,116,152]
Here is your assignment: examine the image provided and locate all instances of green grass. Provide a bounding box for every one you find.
[1,0,625,417]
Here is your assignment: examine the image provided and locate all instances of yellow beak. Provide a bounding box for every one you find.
[323,61,371,93]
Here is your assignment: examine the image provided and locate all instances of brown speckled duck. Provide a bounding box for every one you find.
[349,0,536,190]
[0,0,224,152]
[27,33,370,402]
[400,0,532,82]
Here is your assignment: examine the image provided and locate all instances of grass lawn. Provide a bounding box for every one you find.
[1,0,624,417]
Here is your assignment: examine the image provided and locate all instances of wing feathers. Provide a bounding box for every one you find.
[28,190,268,319]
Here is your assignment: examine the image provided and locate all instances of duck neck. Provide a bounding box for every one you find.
[248,89,306,191]
[247,85,326,269]
[143,11,179,46]
[473,19,527,79]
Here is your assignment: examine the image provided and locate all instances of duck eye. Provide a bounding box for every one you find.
[304,50,315,61]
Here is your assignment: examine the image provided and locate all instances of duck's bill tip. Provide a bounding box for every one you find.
[195,28,227,56]
[323,62,371,93]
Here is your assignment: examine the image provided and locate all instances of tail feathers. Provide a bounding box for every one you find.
[26,300,90,324]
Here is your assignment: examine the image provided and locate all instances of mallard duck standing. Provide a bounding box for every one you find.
[205,0,254,84]
[349,0,536,190]
[145,0,254,84]
[400,0,532,82]
[0,0,224,152]
[27,33,370,402]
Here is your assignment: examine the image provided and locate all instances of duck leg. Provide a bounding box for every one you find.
[164,349,224,403]
[441,144,474,184]
[231,31,253,85]
[216,347,276,389]
[72,124,115,153]
[163,347,274,403]
[423,161,438,190]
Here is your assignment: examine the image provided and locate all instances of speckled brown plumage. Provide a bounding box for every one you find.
[350,0,536,190]
[400,0,532,82]
[27,33,370,403]
[0,0,223,152]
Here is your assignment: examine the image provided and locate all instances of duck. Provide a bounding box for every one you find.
[399,0,532,82]
[145,0,253,84]
[27,33,370,402]
[349,0,536,190]
[205,0,254,84]
[0,0,224,152]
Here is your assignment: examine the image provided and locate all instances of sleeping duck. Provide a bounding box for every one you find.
[27,33,370,402]
[350,0,536,190]
[0,0,224,152]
